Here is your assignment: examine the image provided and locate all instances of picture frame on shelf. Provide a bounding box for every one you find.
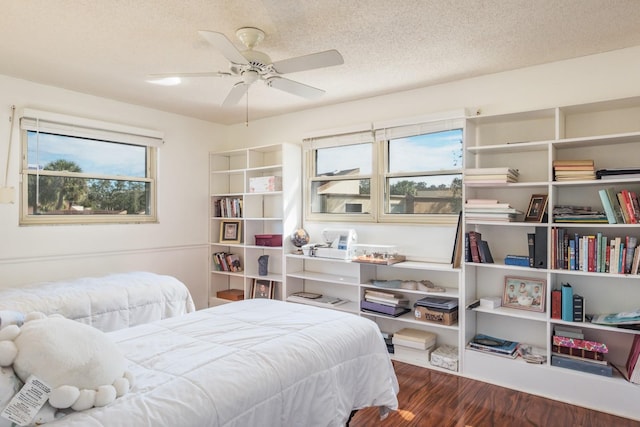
[502,276,546,312]
[524,194,548,222]
[219,220,242,244]
[252,279,274,299]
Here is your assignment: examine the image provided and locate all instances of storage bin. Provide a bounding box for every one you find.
[255,234,283,247]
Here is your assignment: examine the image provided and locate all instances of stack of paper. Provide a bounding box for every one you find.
[464,167,519,184]
[465,199,522,222]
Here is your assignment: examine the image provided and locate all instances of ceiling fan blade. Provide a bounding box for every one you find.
[266,77,325,99]
[271,49,344,74]
[198,30,249,65]
[222,82,250,107]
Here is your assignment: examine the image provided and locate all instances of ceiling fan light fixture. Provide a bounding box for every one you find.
[147,77,182,86]
[235,27,265,50]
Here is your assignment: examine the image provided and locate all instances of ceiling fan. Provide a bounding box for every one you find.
[149,27,344,107]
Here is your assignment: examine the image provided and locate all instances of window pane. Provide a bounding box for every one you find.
[315,143,372,176]
[28,175,150,215]
[387,175,462,214]
[27,131,147,177]
[388,129,463,173]
[310,179,370,214]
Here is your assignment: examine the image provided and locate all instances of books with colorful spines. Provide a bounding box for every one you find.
[552,335,608,353]
[468,334,519,356]
[360,300,410,317]
[392,328,437,350]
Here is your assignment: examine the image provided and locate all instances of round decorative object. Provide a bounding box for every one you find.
[290,228,310,248]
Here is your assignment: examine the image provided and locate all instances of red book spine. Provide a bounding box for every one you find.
[468,231,482,263]
[622,190,637,224]
[588,236,596,272]
[551,290,562,319]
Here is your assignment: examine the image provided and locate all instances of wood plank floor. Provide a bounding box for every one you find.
[349,360,640,427]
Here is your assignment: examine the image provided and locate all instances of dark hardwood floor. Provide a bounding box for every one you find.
[349,360,640,427]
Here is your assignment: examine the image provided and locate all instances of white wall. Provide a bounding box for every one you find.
[0,75,225,308]
[2,45,640,303]
[225,45,640,261]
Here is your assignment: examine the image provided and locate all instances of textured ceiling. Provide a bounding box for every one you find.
[2,0,640,125]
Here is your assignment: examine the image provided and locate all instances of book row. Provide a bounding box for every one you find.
[213,197,243,218]
[551,229,640,274]
[598,187,640,224]
[212,252,242,272]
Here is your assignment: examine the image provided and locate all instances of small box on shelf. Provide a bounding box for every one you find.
[255,234,283,247]
[414,306,458,326]
[430,345,459,371]
[216,289,244,301]
[249,176,282,193]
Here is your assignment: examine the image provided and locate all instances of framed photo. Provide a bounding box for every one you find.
[219,220,242,244]
[524,194,548,222]
[503,276,546,312]
[252,279,274,299]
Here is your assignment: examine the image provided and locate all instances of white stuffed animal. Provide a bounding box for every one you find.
[0,312,133,424]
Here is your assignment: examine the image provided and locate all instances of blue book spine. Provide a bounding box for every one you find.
[598,189,617,224]
[561,283,573,321]
[569,240,576,270]
[504,255,530,267]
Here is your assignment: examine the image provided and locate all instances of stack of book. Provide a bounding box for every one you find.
[598,187,640,224]
[467,333,519,358]
[551,327,612,377]
[552,205,607,223]
[465,199,522,222]
[360,289,410,317]
[464,167,519,184]
[286,292,348,308]
[391,328,437,365]
[553,159,596,181]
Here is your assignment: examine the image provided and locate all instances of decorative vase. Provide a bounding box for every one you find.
[258,255,269,276]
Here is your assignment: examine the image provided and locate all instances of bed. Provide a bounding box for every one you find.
[1,281,399,426]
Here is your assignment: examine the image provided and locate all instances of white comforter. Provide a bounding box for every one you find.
[49,299,399,427]
[0,272,195,332]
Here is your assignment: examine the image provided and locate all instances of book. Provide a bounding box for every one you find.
[478,240,494,263]
[534,227,547,269]
[287,295,348,307]
[572,294,584,322]
[527,233,535,267]
[625,335,640,384]
[415,296,458,310]
[360,300,411,317]
[393,344,434,364]
[364,294,410,306]
[552,345,606,363]
[551,355,613,377]
[451,211,463,268]
[392,328,437,350]
[466,343,519,359]
[554,325,584,339]
[504,254,530,267]
[552,335,608,353]
[604,187,625,223]
[468,334,518,355]
[464,167,519,176]
[553,159,595,166]
[561,283,573,322]
[598,188,618,224]
[468,231,482,263]
[551,290,562,319]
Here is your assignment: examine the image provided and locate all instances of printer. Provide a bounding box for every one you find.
[302,228,357,260]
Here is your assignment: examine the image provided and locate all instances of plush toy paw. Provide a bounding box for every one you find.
[0,314,133,415]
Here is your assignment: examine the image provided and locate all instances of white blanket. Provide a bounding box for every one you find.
[49,299,399,426]
[0,272,195,332]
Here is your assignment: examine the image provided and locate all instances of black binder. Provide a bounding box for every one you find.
[534,227,547,269]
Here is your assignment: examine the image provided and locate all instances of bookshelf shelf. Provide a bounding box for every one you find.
[463,96,640,420]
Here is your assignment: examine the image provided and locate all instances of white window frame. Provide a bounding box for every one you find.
[19,108,163,225]
[375,113,465,225]
[303,125,377,222]
[304,110,465,225]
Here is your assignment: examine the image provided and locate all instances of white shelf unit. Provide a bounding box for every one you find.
[463,96,640,420]
[285,254,462,371]
[209,143,301,306]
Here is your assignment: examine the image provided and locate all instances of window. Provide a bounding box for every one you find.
[20,109,162,225]
[305,129,375,221]
[305,112,464,224]
[383,128,463,217]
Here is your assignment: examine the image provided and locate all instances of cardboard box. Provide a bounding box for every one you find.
[216,289,244,301]
[414,305,458,326]
[255,234,283,247]
[430,344,459,371]
[249,176,282,193]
